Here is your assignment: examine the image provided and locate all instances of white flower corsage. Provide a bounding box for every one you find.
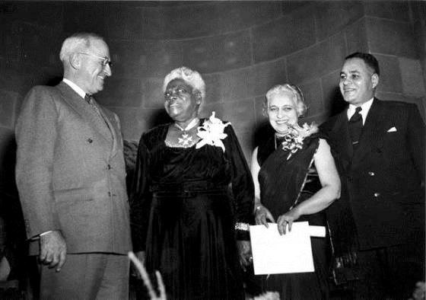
[196,111,230,152]
[280,123,318,160]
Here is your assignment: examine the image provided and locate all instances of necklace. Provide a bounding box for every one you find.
[174,118,199,147]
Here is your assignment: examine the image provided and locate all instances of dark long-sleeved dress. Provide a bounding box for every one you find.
[256,134,330,300]
[130,119,254,300]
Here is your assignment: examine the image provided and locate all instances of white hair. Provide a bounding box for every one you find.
[59,33,104,64]
[163,67,206,100]
[265,83,308,117]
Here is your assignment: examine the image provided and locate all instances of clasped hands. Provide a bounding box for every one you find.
[237,240,252,271]
[255,204,300,235]
[39,230,67,272]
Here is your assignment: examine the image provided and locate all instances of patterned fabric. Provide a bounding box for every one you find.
[348,107,363,148]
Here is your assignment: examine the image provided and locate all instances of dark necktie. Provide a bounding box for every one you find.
[85,94,103,117]
[348,107,363,148]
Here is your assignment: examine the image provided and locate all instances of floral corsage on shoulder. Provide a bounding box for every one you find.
[196,111,231,152]
[279,122,318,160]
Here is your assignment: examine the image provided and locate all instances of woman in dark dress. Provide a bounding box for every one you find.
[130,67,254,300]
[251,84,341,299]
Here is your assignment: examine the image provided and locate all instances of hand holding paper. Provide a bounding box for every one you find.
[249,222,325,275]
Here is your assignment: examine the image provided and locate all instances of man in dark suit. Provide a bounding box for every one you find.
[15,33,132,299]
[321,52,425,299]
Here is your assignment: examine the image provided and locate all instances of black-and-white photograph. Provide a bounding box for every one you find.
[0,1,425,299]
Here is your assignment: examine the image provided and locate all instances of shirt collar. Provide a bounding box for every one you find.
[63,78,87,99]
[347,98,374,125]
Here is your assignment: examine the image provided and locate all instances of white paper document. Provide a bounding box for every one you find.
[308,225,326,237]
[249,221,316,275]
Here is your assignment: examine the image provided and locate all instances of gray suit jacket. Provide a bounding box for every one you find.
[15,82,131,255]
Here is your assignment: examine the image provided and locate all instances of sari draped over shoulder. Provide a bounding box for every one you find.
[256,133,329,299]
[258,134,324,226]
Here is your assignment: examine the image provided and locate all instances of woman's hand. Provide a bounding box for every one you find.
[277,208,301,235]
[254,204,275,227]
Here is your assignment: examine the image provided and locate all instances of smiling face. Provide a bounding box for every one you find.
[164,78,201,123]
[339,58,378,107]
[78,38,112,95]
[266,91,299,136]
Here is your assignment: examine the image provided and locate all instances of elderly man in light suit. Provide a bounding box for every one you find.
[15,33,132,300]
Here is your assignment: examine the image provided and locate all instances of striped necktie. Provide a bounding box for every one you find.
[348,107,363,149]
[85,94,103,118]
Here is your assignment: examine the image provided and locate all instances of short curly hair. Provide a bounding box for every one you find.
[264,83,308,117]
[163,67,206,100]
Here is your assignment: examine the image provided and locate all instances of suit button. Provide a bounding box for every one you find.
[374,193,380,198]
[368,172,375,176]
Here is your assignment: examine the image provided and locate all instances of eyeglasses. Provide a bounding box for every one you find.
[164,87,191,100]
[79,52,113,68]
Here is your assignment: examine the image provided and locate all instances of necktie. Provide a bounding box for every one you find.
[85,94,103,118]
[85,94,111,131]
[348,107,363,148]
[84,93,92,103]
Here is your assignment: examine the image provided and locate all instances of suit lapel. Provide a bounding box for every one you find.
[99,108,120,158]
[57,83,114,143]
[91,100,116,144]
[331,112,353,169]
[353,98,386,163]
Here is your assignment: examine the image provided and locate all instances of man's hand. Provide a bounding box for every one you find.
[39,230,67,272]
[237,240,252,271]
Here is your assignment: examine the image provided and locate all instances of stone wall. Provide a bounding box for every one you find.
[0,0,424,163]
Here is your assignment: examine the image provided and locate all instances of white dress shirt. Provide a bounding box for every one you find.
[63,78,87,99]
[347,98,374,125]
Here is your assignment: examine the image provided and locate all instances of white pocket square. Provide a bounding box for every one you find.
[387,127,397,132]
